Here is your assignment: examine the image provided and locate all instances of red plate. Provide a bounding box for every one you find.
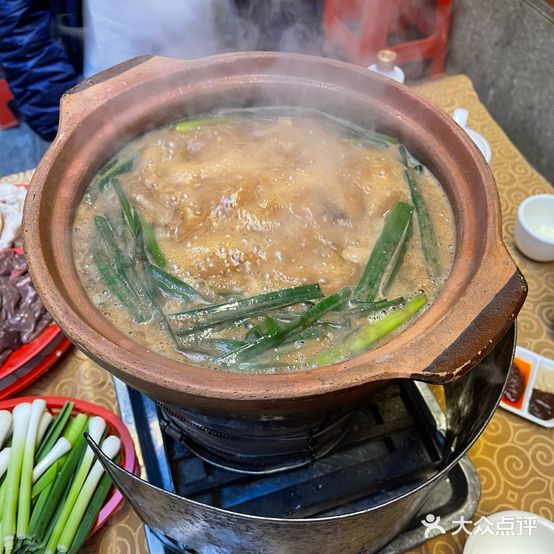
[0,396,139,535]
[0,333,72,400]
[0,243,69,395]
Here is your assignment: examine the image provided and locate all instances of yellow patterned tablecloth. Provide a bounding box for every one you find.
[2,74,553,554]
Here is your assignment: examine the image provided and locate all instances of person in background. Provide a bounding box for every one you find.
[0,0,240,142]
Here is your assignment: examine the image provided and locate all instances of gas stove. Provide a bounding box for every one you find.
[113,377,481,553]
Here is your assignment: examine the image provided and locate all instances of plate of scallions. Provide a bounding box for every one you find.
[0,396,137,553]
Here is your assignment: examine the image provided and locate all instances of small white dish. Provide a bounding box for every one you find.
[515,194,554,262]
[452,108,492,164]
[500,346,554,428]
[464,511,554,554]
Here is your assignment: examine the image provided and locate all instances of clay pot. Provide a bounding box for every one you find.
[23,53,526,418]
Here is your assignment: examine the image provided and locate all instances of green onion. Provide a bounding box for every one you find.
[43,417,106,554]
[97,152,136,191]
[111,178,141,238]
[31,461,59,500]
[399,146,441,279]
[0,411,12,449]
[310,293,427,366]
[0,449,10,479]
[32,438,71,483]
[93,249,149,323]
[143,221,167,268]
[36,411,53,448]
[17,399,46,540]
[26,418,88,545]
[217,287,351,365]
[56,436,121,553]
[35,402,73,463]
[2,403,31,553]
[94,216,130,278]
[66,454,119,554]
[174,116,231,132]
[353,202,414,303]
[170,284,324,335]
[342,297,405,316]
[149,265,201,302]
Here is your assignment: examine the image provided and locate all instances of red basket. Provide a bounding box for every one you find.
[0,396,138,536]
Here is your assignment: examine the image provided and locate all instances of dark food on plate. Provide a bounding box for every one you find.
[73,109,455,372]
[528,389,554,420]
[0,250,52,364]
[503,360,525,403]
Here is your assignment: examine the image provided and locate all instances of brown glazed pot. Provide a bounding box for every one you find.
[24,53,527,419]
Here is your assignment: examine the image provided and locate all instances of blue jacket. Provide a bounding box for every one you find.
[0,0,83,140]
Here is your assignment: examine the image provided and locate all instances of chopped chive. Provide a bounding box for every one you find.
[353,201,414,303]
[170,284,324,335]
[310,293,427,366]
[217,287,351,365]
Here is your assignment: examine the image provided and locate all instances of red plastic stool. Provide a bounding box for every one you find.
[323,0,452,77]
[0,77,18,129]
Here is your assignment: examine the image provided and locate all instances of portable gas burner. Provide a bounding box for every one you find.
[97,325,513,554]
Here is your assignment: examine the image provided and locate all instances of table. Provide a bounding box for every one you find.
[2,74,553,554]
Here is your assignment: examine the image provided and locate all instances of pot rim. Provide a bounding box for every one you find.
[23,52,526,411]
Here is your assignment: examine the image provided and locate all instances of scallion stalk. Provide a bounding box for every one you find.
[0,412,12,450]
[217,288,351,365]
[43,417,106,553]
[142,221,167,268]
[32,438,71,484]
[56,436,121,553]
[66,453,119,554]
[353,201,413,303]
[2,403,31,553]
[36,403,73,463]
[36,412,53,449]
[174,116,231,132]
[170,284,324,335]
[26,418,88,545]
[309,293,427,366]
[16,399,46,540]
[398,146,441,278]
[0,449,10,480]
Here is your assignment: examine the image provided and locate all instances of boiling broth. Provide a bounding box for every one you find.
[72,109,455,371]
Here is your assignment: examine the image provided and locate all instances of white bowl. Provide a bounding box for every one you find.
[464,511,554,554]
[515,194,554,262]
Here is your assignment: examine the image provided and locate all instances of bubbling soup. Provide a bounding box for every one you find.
[72,108,455,372]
